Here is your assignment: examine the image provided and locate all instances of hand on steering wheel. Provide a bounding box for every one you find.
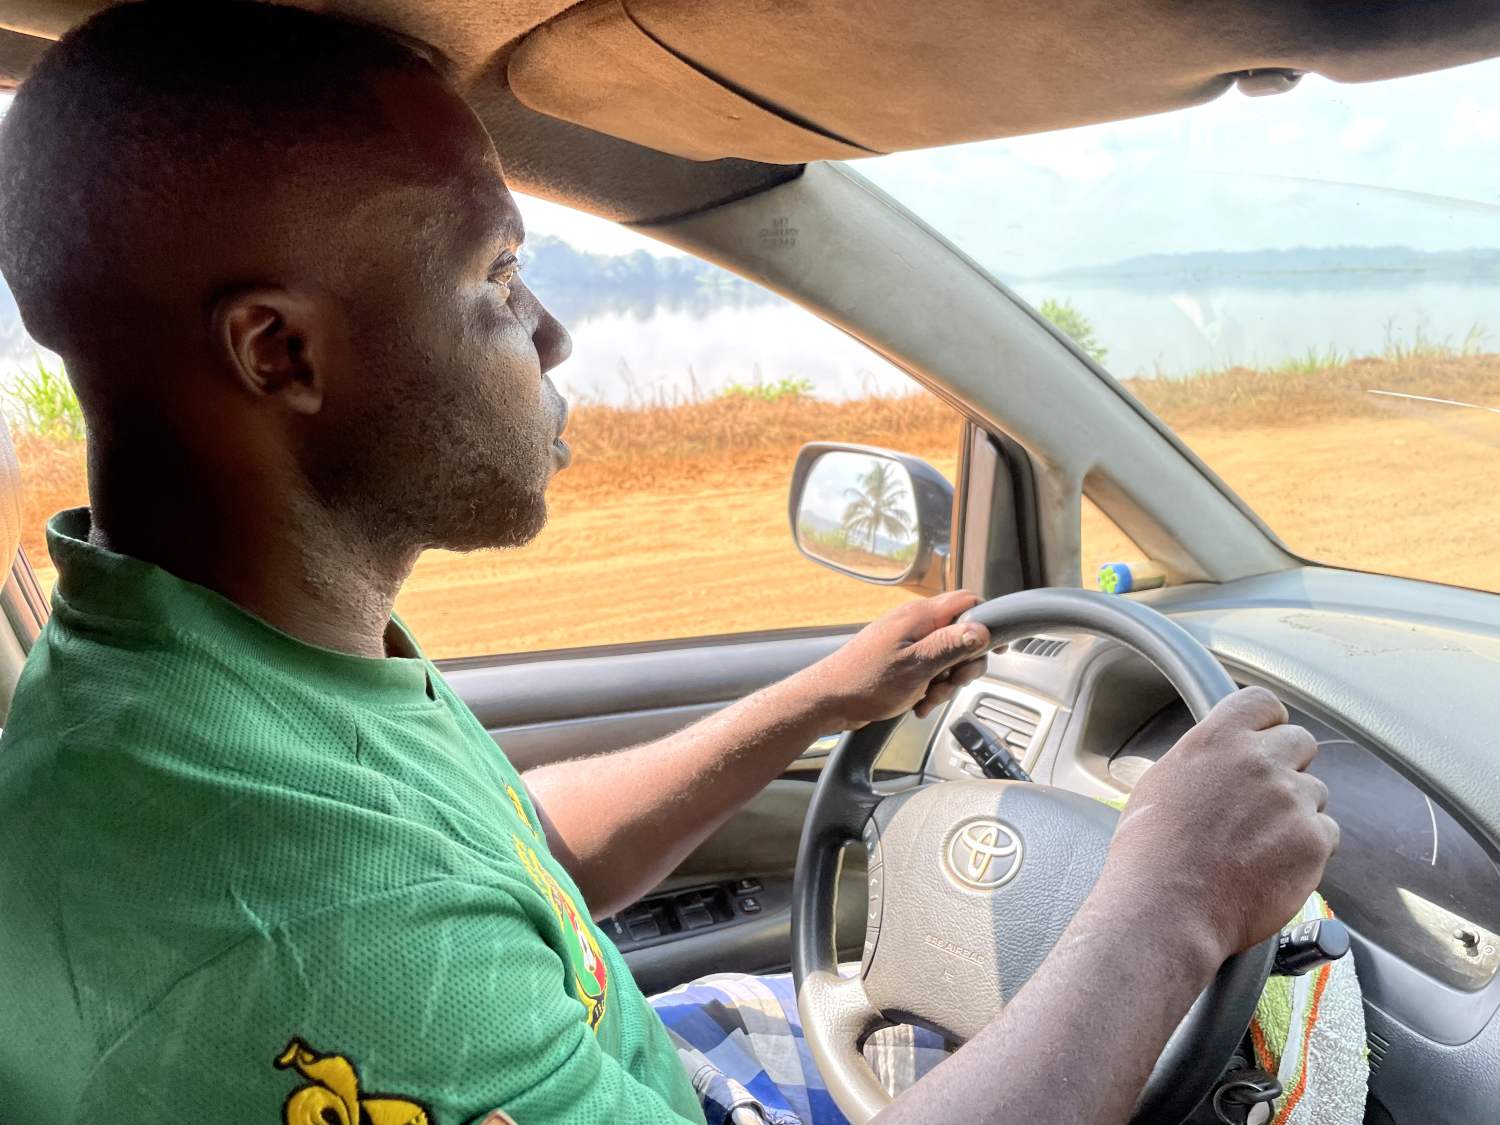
[790,588,1336,1124]
[793,591,993,729]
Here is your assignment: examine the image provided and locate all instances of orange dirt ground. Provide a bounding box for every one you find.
[16,353,1500,659]
[393,415,1500,657]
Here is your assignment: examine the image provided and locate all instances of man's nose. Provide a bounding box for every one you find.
[533,304,571,376]
[513,276,572,375]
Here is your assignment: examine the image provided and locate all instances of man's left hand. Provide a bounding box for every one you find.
[792,591,993,731]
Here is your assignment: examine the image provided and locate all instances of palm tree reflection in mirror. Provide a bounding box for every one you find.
[841,460,914,554]
[796,452,921,580]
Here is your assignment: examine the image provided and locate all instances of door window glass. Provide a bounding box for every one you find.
[860,59,1500,593]
[396,202,963,655]
[0,192,963,658]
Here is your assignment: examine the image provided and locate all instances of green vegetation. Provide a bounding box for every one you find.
[9,354,84,440]
[798,518,917,573]
[1273,345,1348,375]
[1380,319,1489,363]
[887,541,919,565]
[1165,320,1490,386]
[717,375,816,402]
[799,520,853,552]
[1039,298,1108,364]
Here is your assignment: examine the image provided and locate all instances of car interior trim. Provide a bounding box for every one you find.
[443,628,853,729]
[508,0,877,164]
[434,621,860,672]
[503,0,1500,164]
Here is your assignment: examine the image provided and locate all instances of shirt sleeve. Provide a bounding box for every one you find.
[74,880,702,1125]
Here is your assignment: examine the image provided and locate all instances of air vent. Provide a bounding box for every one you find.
[1367,1030,1389,1074]
[1008,636,1069,658]
[973,695,1042,760]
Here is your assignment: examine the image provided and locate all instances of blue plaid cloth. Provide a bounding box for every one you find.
[649,971,947,1125]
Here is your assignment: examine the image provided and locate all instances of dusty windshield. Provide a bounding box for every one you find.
[861,60,1500,594]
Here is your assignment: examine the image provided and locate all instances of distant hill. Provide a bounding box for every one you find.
[1027,246,1500,288]
[521,235,779,322]
[0,236,781,364]
[0,235,781,364]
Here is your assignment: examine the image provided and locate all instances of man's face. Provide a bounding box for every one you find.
[299,75,573,556]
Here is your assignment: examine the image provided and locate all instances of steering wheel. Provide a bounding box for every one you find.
[790,588,1278,1124]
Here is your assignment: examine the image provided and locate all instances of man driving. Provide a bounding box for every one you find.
[0,3,1339,1123]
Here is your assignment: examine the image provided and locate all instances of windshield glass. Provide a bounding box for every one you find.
[860,59,1500,594]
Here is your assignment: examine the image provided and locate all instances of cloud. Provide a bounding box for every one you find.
[1268,122,1304,146]
[1006,130,1118,180]
[1336,114,1388,153]
[1444,100,1500,147]
[859,58,1500,275]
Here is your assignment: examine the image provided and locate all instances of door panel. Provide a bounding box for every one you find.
[440,625,873,990]
[483,702,726,773]
[666,778,817,884]
[441,625,857,764]
[621,865,870,996]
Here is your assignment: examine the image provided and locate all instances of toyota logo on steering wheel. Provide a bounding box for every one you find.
[944,817,1024,890]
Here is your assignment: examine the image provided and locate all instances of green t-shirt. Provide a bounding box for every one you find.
[0,509,704,1125]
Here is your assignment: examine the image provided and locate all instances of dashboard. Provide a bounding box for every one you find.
[914,567,1500,1125]
[1112,698,1500,994]
[511,565,1500,1123]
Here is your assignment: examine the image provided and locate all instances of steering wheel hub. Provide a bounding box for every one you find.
[943,816,1024,890]
[862,780,1117,1043]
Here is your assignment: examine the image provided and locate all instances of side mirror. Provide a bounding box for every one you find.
[788,443,953,595]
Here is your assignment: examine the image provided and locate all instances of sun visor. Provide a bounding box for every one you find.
[508,0,1500,163]
[507,0,874,163]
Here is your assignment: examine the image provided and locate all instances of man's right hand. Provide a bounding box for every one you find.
[881,686,1341,1125]
[1103,685,1340,965]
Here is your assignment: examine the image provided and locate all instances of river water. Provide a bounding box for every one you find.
[557,277,1500,404]
[2,274,1495,404]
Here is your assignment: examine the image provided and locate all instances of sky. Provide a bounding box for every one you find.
[517,56,1500,276]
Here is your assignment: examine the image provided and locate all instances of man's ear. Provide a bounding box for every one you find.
[211,288,329,415]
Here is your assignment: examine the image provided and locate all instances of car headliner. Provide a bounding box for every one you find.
[0,1,1496,226]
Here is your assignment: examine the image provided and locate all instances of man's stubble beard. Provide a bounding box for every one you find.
[297,346,557,577]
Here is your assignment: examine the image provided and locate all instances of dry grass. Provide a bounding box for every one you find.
[14,352,1500,542]
[1123,351,1500,430]
[5,389,964,565]
[553,391,963,499]
[12,431,87,565]
[15,353,1499,525]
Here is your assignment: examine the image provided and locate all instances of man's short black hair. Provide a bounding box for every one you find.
[0,0,437,351]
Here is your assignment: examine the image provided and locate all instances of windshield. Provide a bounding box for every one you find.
[859,59,1500,594]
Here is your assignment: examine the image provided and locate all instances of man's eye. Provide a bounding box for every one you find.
[489,252,521,289]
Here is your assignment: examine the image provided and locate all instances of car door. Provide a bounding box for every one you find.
[419,409,1044,994]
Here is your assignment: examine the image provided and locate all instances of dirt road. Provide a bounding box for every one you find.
[393,449,961,655]
[394,414,1500,657]
[1190,415,1500,592]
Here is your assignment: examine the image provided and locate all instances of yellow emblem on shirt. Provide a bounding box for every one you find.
[511,833,610,1031]
[275,1039,431,1125]
[506,784,538,839]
